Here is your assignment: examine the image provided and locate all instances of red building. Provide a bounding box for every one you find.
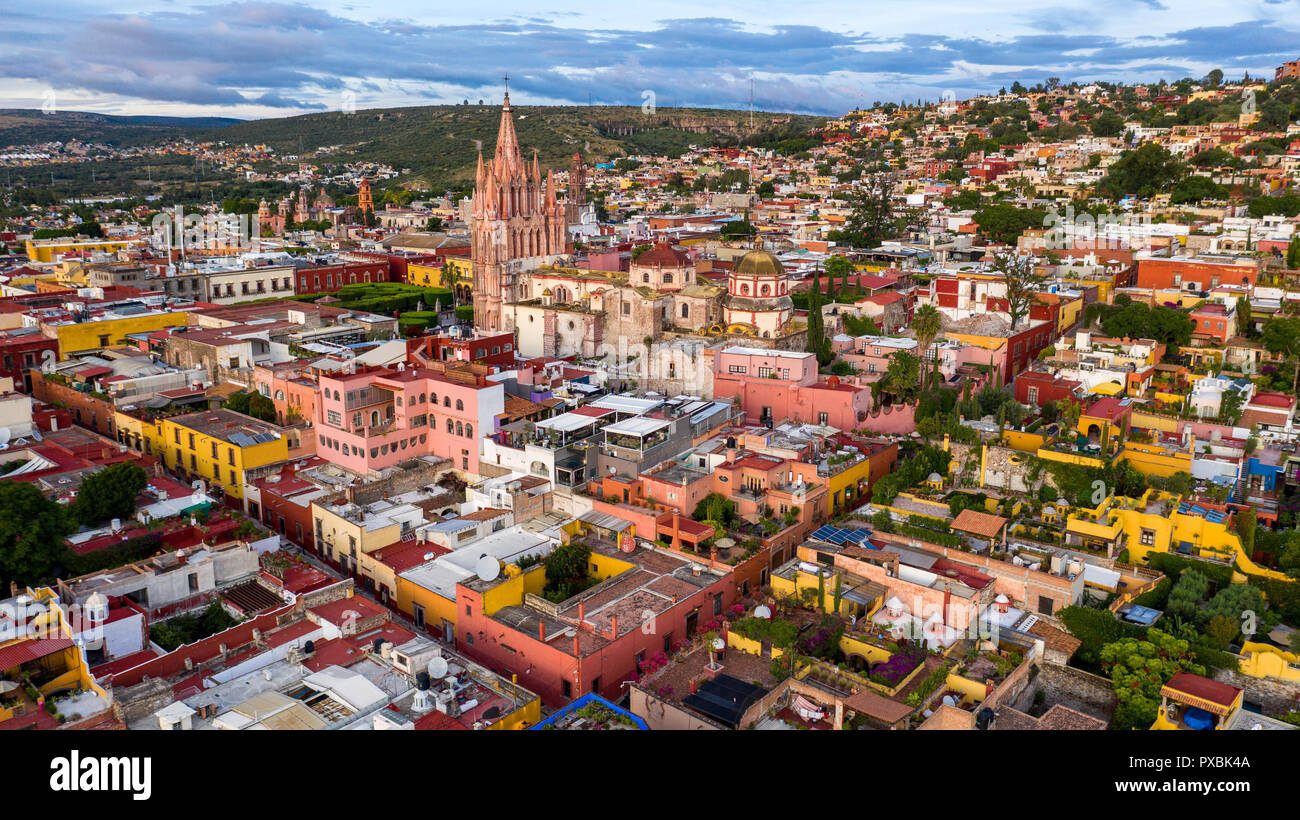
[294,259,391,293]
[1135,258,1258,291]
[408,329,517,368]
[0,329,58,392]
[454,537,738,707]
[1013,371,1083,408]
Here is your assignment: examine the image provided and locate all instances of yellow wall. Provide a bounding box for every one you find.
[394,576,458,636]
[49,311,192,359]
[481,566,547,616]
[155,416,287,500]
[1119,443,1192,478]
[1237,642,1300,682]
[826,455,874,514]
[25,238,146,263]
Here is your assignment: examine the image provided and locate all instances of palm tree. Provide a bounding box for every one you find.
[912,304,942,390]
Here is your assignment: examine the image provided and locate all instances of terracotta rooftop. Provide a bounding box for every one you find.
[950,509,1008,539]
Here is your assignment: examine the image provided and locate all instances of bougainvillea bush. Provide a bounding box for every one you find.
[868,643,928,687]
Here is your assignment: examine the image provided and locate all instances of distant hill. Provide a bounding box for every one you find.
[0,109,242,148]
[188,103,825,188]
[1,103,823,199]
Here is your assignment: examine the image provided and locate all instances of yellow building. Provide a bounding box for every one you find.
[24,236,148,264]
[41,309,194,359]
[0,587,108,728]
[151,408,288,501]
[407,256,472,304]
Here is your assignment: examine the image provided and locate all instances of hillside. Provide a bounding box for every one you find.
[0,110,241,148]
[195,104,826,189]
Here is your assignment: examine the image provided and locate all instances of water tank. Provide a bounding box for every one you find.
[304,640,315,654]
[415,672,431,691]
[373,638,385,653]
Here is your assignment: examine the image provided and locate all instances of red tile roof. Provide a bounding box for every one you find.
[0,637,74,671]
[1163,671,1241,709]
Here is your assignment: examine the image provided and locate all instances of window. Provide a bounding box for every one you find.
[1140,528,1155,546]
[1037,596,1054,616]
[1027,386,1039,405]
[562,680,572,699]
[818,412,829,426]
[758,367,772,378]
[456,399,464,411]
[713,594,722,616]
[465,632,474,646]
[211,442,218,458]
[728,365,747,374]
[622,302,630,315]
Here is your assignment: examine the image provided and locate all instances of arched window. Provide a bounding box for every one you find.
[444,396,451,407]
[370,411,379,427]
[274,390,284,401]
[447,419,454,433]
[395,396,403,407]
[456,399,464,411]
[465,424,472,438]
[456,421,464,436]
[681,303,690,319]
[761,284,771,296]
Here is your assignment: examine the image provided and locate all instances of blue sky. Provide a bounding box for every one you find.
[1,1,1297,119]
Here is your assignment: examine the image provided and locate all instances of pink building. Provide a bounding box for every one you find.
[314,364,505,474]
[709,346,873,429]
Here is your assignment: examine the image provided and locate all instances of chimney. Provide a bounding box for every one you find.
[572,633,580,656]
[578,601,585,623]
[609,615,618,639]
[539,621,546,641]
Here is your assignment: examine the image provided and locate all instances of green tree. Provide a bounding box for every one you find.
[0,482,75,591]
[827,174,895,248]
[424,216,444,232]
[72,461,148,527]
[1097,143,1185,199]
[1202,583,1263,631]
[912,304,943,389]
[692,493,736,526]
[1287,237,1300,270]
[990,249,1046,331]
[543,541,592,602]
[1100,628,1206,731]
[1261,316,1300,393]
[883,350,920,401]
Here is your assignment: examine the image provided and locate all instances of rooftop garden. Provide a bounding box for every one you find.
[540,541,602,604]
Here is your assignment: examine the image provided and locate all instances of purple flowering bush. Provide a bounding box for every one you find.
[868,643,928,688]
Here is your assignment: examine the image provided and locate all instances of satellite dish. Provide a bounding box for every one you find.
[428,656,449,679]
[942,695,957,707]
[476,554,501,582]
[0,428,10,447]
[754,605,772,620]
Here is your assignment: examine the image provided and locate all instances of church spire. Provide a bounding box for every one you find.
[493,89,522,177]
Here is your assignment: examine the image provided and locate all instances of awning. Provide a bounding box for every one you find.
[1088,381,1124,396]
[0,637,74,671]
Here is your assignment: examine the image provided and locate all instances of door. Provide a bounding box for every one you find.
[413,604,425,631]
[685,608,699,636]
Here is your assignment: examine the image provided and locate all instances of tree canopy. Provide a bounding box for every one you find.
[0,481,75,592]
[72,461,148,527]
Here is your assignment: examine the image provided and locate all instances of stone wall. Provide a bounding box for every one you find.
[1035,662,1117,719]
[346,457,456,505]
[110,677,173,725]
[980,445,1057,495]
[1213,668,1300,714]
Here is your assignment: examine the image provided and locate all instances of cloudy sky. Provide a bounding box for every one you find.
[1,0,1298,119]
